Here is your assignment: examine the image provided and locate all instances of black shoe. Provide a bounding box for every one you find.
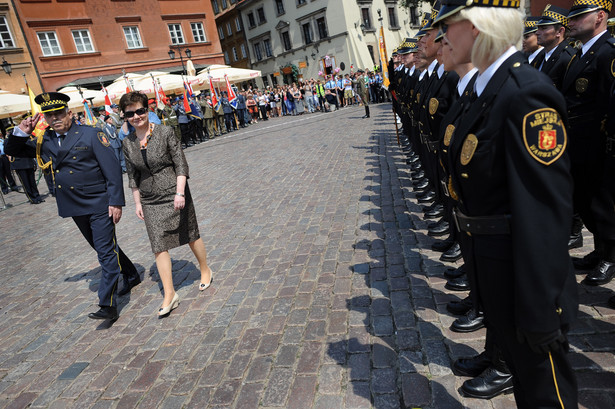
[411,170,424,180]
[428,217,444,230]
[459,366,514,399]
[451,309,485,333]
[453,351,491,377]
[428,220,449,236]
[118,275,142,296]
[444,264,466,279]
[582,261,615,286]
[413,179,430,191]
[608,295,615,309]
[447,296,473,316]
[425,204,444,219]
[572,250,602,270]
[418,191,436,204]
[445,274,470,291]
[10,186,19,192]
[568,233,583,249]
[432,236,454,252]
[422,202,439,213]
[440,242,462,262]
[88,306,118,320]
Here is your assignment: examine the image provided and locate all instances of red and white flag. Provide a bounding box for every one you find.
[102,86,113,115]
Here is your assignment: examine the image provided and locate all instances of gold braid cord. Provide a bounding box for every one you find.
[35,134,54,183]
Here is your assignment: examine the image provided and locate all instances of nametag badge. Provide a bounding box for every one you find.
[460,134,478,166]
[429,98,439,115]
[74,146,88,151]
[444,124,455,147]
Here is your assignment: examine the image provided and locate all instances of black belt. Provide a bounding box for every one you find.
[453,209,511,235]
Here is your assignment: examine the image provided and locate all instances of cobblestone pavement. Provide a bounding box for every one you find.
[0,104,614,409]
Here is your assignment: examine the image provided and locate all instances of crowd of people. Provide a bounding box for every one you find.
[390,0,615,407]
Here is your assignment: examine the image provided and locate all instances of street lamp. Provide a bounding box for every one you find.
[168,45,192,75]
[1,57,12,75]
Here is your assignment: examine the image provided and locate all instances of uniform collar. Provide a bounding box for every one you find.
[475,46,517,97]
[457,67,478,97]
[528,46,544,64]
[582,29,607,55]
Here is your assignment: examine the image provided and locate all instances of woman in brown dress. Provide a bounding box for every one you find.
[120,92,213,317]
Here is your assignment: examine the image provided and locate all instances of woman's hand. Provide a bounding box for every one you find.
[174,195,185,211]
[135,203,145,221]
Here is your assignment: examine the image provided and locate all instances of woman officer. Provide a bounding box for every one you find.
[433,1,578,407]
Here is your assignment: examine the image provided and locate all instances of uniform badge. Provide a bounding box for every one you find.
[522,108,567,166]
[444,124,455,146]
[416,93,421,103]
[448,176,458,201]
[611,59,615,78]
[97,131,111,147]
[429,98,439,115]
[460,134,478,166]
[575,78,588,93]
[42,93,50,102]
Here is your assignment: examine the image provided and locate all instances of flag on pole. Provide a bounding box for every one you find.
[150,75,167,110]
[225,74,238,109]
[26,84,49,138]
[185,80,194,99]
[182,82,192,114]
[83,100,96,126]
[123,73,133,93]
[378,26,390,89]
[102,86,113,115]
[208,76,220,109]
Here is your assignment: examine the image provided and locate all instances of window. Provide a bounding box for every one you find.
[230,0,236,4]
[263,38,272,57]
[212,0,219,14]
[388,7,398,28]
[235,17,242,31]
[240,43,247,58]
[71,29,94,53]
[37,31,62,56]
[221,0,228,9]
[254,42,262,61]
[123,26,143,49]
[297,0,307,6]
[257,7,266,24]
[410,7,419,26]
[361,8,372,29]
[218,26,224,39]
[232,47,238,61]
[224,50,230,64]
[191,22,206,42]
[281,30,291,51]
[316,17,328,39]
[302,22,313,45]
[226,22,232,36]
[168,24,185,44]
[0,16,15,48]
[275,0,285,15]
[247,12,256,28]
[262,75,269,87]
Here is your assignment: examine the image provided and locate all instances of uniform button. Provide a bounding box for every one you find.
[513,62,521,68]
[72,156,76,159]
[461,173,469,178]
[556,307,562,315]
[70,186,74,190]
[58,185,62,189]
[56,170,59,173]
[466,232,472,236]
[69,171,73,174]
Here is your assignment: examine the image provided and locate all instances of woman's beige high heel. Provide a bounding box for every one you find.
[158,292,179,316]
[199,275,214,291]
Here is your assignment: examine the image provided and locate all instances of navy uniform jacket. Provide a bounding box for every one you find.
[562,32,615,166]
[537,41,575,90]
[6,123,125,218]
[221,98,233,114]
[236,94,246,110]
[448,52,577,334]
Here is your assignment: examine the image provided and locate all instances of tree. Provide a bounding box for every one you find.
[399,0,423,9]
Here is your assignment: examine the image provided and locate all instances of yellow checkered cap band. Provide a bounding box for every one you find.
[40,100,68,113]
[571,0,612,12]
[525,20,537,28]
[473,0,521,7]
[539,4,569,26]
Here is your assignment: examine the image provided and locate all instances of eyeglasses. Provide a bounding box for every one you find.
[124,108,148,118]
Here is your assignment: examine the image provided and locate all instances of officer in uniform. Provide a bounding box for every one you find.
[10,156,43,204]
[563,0,615,286]
[200,94,216,139]
[355,70,370,118]
[522,16,544,67]
[535,5,575,91]
[160,98,181,142]
[435,1,578,406]
[5,92,141,321]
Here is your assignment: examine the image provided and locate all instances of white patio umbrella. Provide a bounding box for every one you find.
[0,90,32,118]
[57,86,105,110]
[195,66,261,86]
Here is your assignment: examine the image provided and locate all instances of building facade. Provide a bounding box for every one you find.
[0,1,43,94]
[10,0,225,92]
[211,0,251,69]
[237,0,428,88]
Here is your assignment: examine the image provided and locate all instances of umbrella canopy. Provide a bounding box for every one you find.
[0,91,32,119]
[196,66,261,85]
[104,72,203,100]
[57,86,105,110]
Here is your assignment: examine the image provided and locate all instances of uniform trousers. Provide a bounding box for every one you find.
[0,155,17,192]
[73,211,138,308]
[15,168,41,203]
[204,118,215,138]
[467,235,578,408]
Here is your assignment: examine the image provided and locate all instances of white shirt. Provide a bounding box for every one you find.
[528,46,544,64]
[436,64,445,79]
[457,68,479,97]
[13,126,66,145]
[409,66,416,76]
[475,46,517,97]
[582,29,607,56]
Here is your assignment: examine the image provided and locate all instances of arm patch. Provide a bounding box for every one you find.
[97,131,111,147]
[522,108,567,166]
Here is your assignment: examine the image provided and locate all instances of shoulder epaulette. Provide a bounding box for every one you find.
[607,37,615,47]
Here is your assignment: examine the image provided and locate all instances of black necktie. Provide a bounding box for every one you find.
[58,134,65,147]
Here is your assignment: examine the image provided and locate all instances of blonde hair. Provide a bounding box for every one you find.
[452,7,524,69]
